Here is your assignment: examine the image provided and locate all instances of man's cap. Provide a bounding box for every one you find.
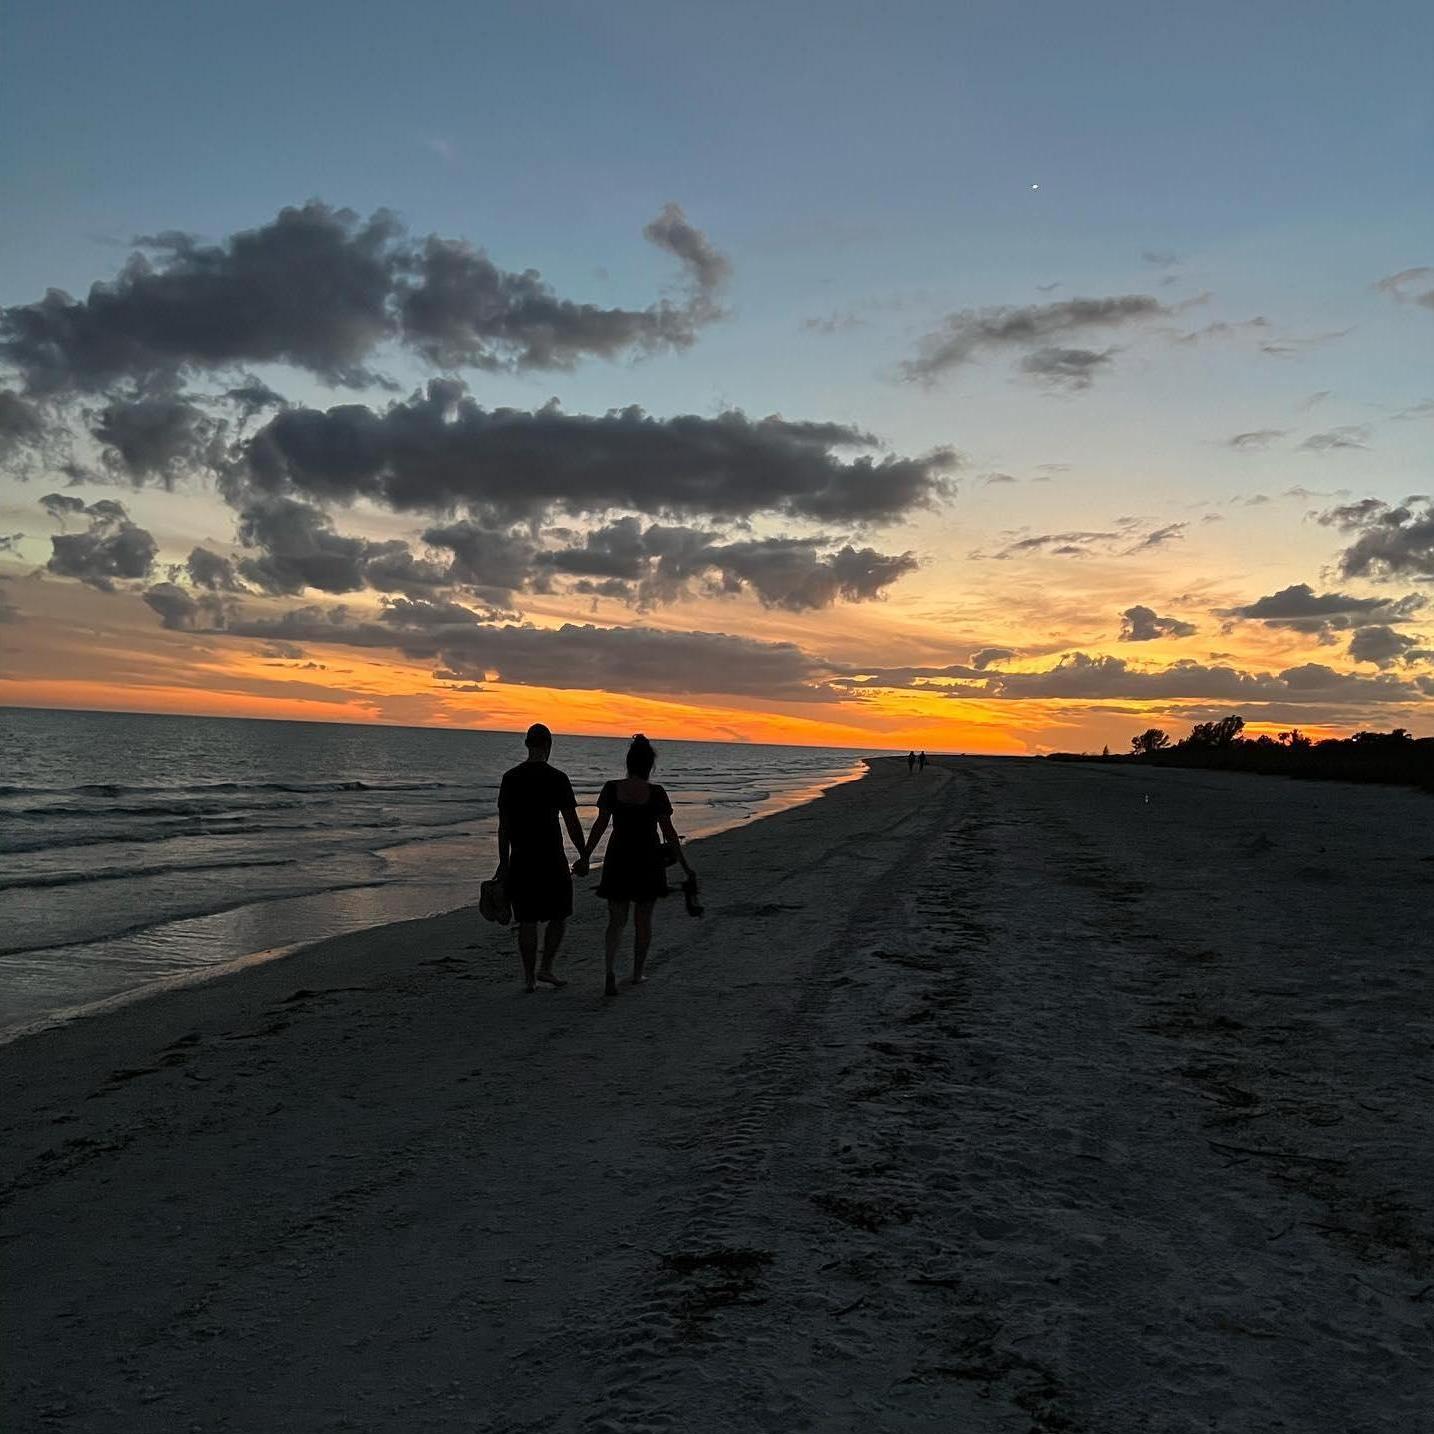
[524,722,552,747]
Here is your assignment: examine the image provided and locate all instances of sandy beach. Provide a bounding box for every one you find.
[3,756,1431,1432]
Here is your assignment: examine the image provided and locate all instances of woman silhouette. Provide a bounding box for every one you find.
[577,734,693,996]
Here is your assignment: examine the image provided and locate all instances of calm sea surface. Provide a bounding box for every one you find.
[0,708,871,1037]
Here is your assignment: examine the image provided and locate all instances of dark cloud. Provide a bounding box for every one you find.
[1375,267,1434,310]
[982,473,1020,485]
[2,204,401,394]
[0,533,22,554]
[358,544,459,601]
[0,390,46,460]
[539,519,918,611]
[1019,347,1115,390]
[40,492,87,523]
[678,536,916,612]
[396,202,727,371]
[837,651,1421,704]
[1348,624,1424,669]
[970,647,1016,669]
[422,519,541,600]
[233,497,450,599]
[641,202,731,295]
[186,546,246,592]
[1226,428,1286,450]
[1120,605,1197,641]
[234,499,376,596]
[0,200,728,400]
[46,500,157,590]
[200,501,922,618]
[142,581,223,630]
[1320,498,1434,581]
[1299,425,1370,453]
[90,394,222,482]
[240,381,955,525]
[572,578,635,601]
[899,295,1168,383]
[224,377,287,421]
[1141,250,1180,267]
[1217,582,1425,640]
[218,604,841,701]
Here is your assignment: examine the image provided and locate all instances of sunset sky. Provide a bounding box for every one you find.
[2,0,1431,752]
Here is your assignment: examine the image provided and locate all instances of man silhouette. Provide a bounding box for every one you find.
[497,723,588,992]
[918,750,927,772]
[907,750,916,774]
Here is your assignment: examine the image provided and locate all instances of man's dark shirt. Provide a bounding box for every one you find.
[498,761,578,861]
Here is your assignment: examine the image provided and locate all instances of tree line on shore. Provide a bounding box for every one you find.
[1048,718,1434,792]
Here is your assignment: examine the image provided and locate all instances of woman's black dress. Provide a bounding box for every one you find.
[594,780,672,903]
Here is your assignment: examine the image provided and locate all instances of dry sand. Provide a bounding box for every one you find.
[3,756,1432,1431]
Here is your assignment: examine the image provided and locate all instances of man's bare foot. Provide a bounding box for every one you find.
[536,971,567,988]
[604,977,620,997]
[524,982,537,993]
[630,972,647,986]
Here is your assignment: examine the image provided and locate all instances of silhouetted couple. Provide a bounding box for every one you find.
[496,723,694,997]
[907,750,927,773]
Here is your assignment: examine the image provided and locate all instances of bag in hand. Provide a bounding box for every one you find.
[680,871,704,918]
[478,865,511,926]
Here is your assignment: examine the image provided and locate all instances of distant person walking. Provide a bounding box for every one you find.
[918,750,927,772]
[577,734,693,997]
[907,750,916,774]
[497,723,588,992]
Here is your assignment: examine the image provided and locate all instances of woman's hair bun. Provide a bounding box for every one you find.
[626,731,657,777]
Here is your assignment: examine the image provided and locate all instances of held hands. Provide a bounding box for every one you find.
[571,856,590,877]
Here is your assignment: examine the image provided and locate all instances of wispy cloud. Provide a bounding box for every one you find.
[898,294,1170,385]
[800,311,867,334]
[1226,428,1286,451]
[1299,425,1370,452]
[1258,328,1353,357]
[1020,346,1117,390]
[1375,266,1434,310]
[976,519,1186,561]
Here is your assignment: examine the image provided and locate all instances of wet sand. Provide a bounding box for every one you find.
[3,756,1431,1431]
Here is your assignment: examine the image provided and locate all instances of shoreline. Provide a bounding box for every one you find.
[4,754,1429,1431]
[0,755,868,1047]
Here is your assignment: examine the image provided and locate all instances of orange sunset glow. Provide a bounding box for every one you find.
[2,33,1430,751]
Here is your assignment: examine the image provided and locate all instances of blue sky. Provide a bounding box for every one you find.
[1,0,1431,748]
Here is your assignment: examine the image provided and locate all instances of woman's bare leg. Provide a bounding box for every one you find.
[604,901,629,996]
[516,922,538,992]
[536,919,567,987]
[632,902,655,984]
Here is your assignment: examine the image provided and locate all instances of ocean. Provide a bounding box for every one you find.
[0,708,871,1038]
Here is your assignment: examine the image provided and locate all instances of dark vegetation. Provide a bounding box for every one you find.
[1049,717,1434,793]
